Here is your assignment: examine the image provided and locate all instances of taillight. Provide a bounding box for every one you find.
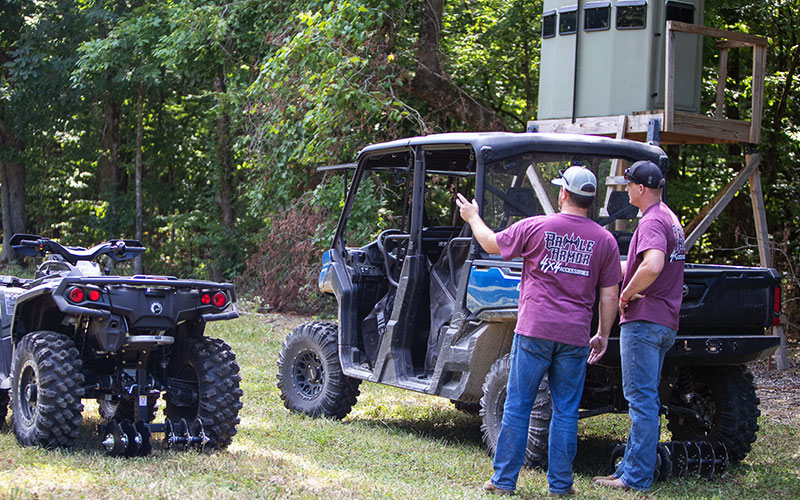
[773,286,782,326]
[67,287,84,303]
[200,293,212,305]
[212,292,227,308]
[67,286,102,303]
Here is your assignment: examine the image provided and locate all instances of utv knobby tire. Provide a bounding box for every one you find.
[666,365,760,464]
[277,321,361,419]
[165,337,243,449]
[0,389,9,428]
[10,331,85,448]
[480,354,551,468]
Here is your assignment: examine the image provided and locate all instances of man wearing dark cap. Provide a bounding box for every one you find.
[594,160,686,492]
[457,166,621,496]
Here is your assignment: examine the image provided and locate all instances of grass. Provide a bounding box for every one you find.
[0,311,798,499]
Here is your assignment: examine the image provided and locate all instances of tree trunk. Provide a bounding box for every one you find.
[0,119,26,263]
[211,72,236,282]
[214,74,236,235]
[134,82,144,274]
[99,92,121,198]
[0,161,26,263]
[409,0,507,131]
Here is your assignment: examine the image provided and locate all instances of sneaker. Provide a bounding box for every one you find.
[483,480,515,496]
[549,486,576,497]
[593,477,631,491]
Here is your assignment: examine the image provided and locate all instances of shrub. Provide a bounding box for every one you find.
[241,194,332,313]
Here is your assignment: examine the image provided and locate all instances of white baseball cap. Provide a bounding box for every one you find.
[551,166,597,197]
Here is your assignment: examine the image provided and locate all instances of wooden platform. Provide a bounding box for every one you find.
[528,110,753,145]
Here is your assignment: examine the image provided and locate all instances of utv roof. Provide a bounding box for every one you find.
[357,132,668,171]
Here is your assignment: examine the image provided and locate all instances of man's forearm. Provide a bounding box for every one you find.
[621,249,664,300]
[466,216,500,254]
[597,285,619,337]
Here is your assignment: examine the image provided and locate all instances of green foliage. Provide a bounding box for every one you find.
[243,0,414,216]
[442,0,542,129]
[1,0,799,325]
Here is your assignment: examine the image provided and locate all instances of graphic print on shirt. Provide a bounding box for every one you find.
[670,223,686,263]
[539,231,596,277]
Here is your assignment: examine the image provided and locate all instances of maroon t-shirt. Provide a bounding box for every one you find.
[496,213,622,347]
[620,202,686,331]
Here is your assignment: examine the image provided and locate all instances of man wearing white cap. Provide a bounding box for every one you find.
[457,166,621,496]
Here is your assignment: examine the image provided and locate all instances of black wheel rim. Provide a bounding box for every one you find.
[294,349,324,400]
[18,361,38,425]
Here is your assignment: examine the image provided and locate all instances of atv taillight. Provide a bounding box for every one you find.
[89,289,101,301]
[212,291,227,308]
[67,286,84,303]
[200,293,212,305]
[773,286,782,326]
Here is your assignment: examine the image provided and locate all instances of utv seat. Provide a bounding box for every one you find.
[425,226,470,373]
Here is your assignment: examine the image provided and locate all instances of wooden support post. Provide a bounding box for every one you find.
[603,115,628,223]
[665,26,676,132]
[684,154,760,250]
[715,47,729,120]
[773,321,789,371]
[527,166,556,215]
[747,153,772,268]
[751,44,767,144]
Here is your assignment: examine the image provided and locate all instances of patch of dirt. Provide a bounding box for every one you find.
[748,342,800,425]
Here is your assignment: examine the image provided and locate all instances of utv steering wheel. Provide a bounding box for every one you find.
[376,229,408,287]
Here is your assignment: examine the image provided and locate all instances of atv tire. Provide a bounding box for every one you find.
[480,354,551,468]
[277,321,361,419]
[0,389,9,428]
[10,331,85,448]
[165,337,243,449]
[666,365,760,464]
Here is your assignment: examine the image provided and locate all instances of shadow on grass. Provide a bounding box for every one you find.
[351,407,623,474]
[575,434,622,475]
[352,408,484,448]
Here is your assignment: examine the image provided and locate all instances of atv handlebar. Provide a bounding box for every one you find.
[10,234,146,265]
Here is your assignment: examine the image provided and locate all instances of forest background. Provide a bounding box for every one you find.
[0,0,798,341]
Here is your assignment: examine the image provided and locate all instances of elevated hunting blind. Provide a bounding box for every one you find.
[528,1,787,370]
[538,0,704,120]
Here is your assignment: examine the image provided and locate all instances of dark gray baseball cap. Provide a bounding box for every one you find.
[625,160,665,188]
[552,166,598,197]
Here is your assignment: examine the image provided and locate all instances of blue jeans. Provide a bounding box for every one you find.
[491,334,590,494]
[614,321,677,491]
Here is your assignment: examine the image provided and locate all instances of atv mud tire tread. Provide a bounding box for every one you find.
[10,331,85,448]
[0,389,9,428]
[165,337,243,449]
[277,321,361,420]
[667,365,760,464]
[480,354,551,469]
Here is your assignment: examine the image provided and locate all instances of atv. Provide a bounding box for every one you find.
[277,132,780,479]
[0,234,243,456]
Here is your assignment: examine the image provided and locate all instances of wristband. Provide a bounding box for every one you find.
[620,296,629,303]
